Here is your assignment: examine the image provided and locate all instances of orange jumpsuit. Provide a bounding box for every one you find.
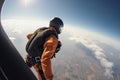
[27,33,58,80]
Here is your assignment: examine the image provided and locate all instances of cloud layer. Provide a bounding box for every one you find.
[70,36,114,79]
[66,27,114,79]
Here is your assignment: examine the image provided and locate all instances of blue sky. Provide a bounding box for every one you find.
[1,0,120,41]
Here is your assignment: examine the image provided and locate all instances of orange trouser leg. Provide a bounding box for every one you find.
[33,64,42,80]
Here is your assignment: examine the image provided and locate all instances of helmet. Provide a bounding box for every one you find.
[49,17,64,34]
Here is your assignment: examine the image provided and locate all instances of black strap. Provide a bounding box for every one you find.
[26,56,46,80]
[36,62,46,80]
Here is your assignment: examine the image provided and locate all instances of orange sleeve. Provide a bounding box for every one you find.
[41,35,58,80]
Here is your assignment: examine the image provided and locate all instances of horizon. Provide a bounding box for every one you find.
[1,0,120,41]
[1,19,120,46]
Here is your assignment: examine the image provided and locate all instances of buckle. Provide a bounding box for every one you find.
[35,56,40,62]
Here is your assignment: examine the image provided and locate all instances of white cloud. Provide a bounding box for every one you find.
[68,26,114,79]
[64,25,120,50]
[1,19,48,33]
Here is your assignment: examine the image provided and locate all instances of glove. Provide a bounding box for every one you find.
[55,41,62,53]
[51,41,62,58]
[25,55,33,68]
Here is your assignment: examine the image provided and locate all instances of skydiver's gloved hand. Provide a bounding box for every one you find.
[55,41,62,53]
[25,55,33,68]
[51,41,62,58]
[27,33,33,39]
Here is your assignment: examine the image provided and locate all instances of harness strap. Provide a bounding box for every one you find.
[37,64,46,80]
[35,57,46,80]
[26,56,46,80]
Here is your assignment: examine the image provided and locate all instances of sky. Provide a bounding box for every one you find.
[1,0,120,41]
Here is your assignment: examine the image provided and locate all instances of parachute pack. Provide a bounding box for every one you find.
[26,27,61,58]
